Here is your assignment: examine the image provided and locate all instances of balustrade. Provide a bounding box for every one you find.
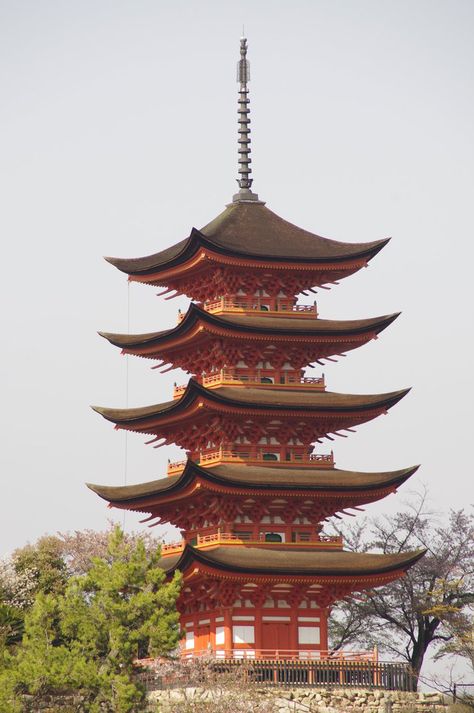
[173,370,325,398]
[178,647,377,662]
[167,449,334,475]
[177,298,318,322]
[206,298,317,315]
[160,530,343,555]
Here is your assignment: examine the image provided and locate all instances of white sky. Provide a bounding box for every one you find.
[1,0,473,583]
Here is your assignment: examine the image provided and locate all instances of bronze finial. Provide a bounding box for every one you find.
[233,36,262,203]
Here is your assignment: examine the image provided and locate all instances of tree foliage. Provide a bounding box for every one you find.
[0,525,181,712]
[329,493,474,681]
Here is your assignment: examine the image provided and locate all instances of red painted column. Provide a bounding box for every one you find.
[223,608,232,657]
[210,612,216,651]
[290,607,298,655]
[254,606,262,657]
[320,607,329,651]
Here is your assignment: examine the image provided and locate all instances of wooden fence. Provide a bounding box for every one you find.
[136,658,417,692]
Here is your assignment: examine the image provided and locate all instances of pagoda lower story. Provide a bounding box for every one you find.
[162,546,421,657]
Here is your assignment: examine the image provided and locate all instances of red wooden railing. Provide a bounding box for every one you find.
[167,450,334,475]
[178,648,377,662]
[161,531,343,555]
[173,371,325,398]
[177,299,318,321]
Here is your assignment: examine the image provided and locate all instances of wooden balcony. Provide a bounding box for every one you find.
[173,371,326,398]
[177,298,318,321]
[167,450,335,475]
[160,531,344,557]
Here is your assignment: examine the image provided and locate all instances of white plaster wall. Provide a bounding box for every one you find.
[232,625,255,644]
[298,626,320,645]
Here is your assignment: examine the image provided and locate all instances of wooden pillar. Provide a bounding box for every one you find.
[223,608,232,658]
[210,612,216,652]
[290,607,298,655]
[320,607,329,651]
[254,606,262,658]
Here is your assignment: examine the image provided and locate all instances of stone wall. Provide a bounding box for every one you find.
[150,687,449,713]
[21,692,88,712]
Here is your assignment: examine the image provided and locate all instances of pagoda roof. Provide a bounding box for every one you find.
[105,202,389,275]
[158,544,425,578]
[92,380,409,425]
[87,463,419,505]
[99,304,399,350]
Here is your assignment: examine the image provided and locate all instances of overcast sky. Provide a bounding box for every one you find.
[1,0,473,577]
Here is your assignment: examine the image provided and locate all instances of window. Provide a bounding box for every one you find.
[265,533,283,543]
[263,453,279,461]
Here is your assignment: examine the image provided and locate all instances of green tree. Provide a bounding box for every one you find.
[3,525,181,712]
[0,602,24,649]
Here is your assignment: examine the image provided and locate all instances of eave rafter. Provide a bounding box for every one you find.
[134,336,374,374]
[174,556,420,613]
[99,306,399,374]
[132,252,372,301]
[105,200,390,301]
[93,383,409,453]
[101,482,408,530]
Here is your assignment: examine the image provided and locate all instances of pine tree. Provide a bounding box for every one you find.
[3,526,181,712]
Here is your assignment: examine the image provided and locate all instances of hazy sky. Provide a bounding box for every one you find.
[1,0,473,568]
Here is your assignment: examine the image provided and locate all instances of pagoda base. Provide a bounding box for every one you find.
[180,603,328,658]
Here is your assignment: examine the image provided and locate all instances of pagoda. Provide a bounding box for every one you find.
[89,38,423,660]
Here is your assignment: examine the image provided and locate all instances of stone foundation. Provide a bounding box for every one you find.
[150,687,449,712]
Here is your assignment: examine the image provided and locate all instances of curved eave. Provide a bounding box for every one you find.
[105,232,198,276]
[158,544,426,577]
[91,381,410,426]
[98,304,400,350]
[86,464,420,506]
[104,204,391,276]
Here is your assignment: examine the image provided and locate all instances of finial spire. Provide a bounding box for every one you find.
[232,36,262,204]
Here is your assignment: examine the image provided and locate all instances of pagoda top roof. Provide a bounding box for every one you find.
[158,544,425,577]
[92,381,410,424]
[87,462,419,505]
[105,203,390,275]
[99,304,399,349]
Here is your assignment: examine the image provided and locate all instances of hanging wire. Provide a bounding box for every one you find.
[123,280,130,528]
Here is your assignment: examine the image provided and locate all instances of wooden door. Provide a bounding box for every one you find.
[196,625,211,652]
[262,623,291,655]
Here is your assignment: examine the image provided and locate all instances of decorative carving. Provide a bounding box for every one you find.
[288,584,307,609]
[218,582,242,608]
[249,584,273,608]
[315,584,354,609]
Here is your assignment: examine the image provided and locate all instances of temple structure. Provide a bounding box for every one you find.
[89,38,423,661]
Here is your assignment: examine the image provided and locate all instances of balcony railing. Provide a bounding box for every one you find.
[173,371,325,398]
[177,299,318,321]
[160,531,343,556]
[167,450,335,475]
[179,648,377,662]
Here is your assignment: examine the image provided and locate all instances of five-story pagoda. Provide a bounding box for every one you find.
[89,38,423,660]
